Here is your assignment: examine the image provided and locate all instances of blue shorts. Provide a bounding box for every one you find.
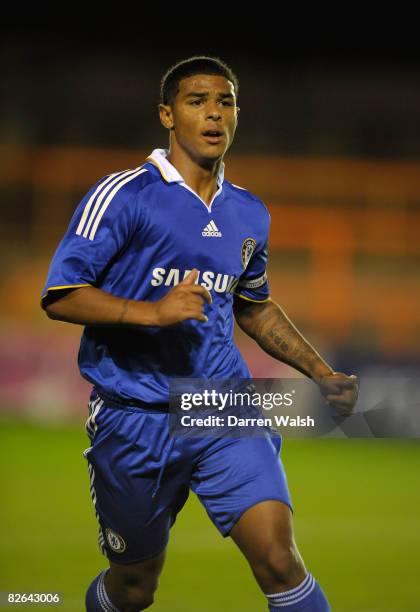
[83,389,293,564]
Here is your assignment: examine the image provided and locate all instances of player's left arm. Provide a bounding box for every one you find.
[233,295,359,415]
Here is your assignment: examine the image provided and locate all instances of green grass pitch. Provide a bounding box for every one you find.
[1,420,419,611]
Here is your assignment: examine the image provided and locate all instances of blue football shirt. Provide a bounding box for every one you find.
[41,149,271,404]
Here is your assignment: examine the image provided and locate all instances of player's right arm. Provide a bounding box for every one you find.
[44,269,211,327]
[41,170,211,327]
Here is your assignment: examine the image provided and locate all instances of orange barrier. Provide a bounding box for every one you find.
[1,147,419,355]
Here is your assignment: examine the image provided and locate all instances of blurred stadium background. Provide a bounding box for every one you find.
[1,27,419,611]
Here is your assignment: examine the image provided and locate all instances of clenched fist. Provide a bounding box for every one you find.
[318,371,359,416]
[153,268,212,326]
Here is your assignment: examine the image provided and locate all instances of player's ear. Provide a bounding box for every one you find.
[158,103,174,130]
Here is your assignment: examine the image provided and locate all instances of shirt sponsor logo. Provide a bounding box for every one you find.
[151,268,239,293]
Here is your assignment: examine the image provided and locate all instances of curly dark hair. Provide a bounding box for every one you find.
[160,55,239,106]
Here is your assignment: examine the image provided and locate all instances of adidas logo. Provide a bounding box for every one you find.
[202,220,222,237]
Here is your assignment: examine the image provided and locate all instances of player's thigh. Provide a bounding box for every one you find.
[230,499,306,592]
[230,498,299,562]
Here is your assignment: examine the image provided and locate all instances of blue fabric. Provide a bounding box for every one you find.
[84,390,292,564]
[85,570,120,611]
[85,572,102,611]
[267,573,330,611]
[41,150,271,405]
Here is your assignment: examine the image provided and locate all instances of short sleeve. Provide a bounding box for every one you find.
[235,209,271,303]
[41,169,143,308]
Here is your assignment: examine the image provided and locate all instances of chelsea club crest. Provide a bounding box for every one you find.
[105,528,126,553]
[241,238,257,269]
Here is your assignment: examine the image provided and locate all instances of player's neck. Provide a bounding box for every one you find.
[166,148,222,206]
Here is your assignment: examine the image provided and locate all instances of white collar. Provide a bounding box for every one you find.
[146,148,225,187]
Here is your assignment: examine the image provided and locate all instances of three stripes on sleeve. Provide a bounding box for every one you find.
[76,167,148,241]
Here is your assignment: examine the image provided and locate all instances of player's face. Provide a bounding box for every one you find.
[160,74,239,164]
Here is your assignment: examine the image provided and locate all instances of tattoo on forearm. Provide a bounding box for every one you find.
[118,299,129,324]
[267,328,289,352]
[238,300,325,379]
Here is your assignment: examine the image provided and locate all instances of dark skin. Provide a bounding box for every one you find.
[45,268,211,327]
[44,73,358,610]
[233,296,358,414]
[159,73,239,205]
